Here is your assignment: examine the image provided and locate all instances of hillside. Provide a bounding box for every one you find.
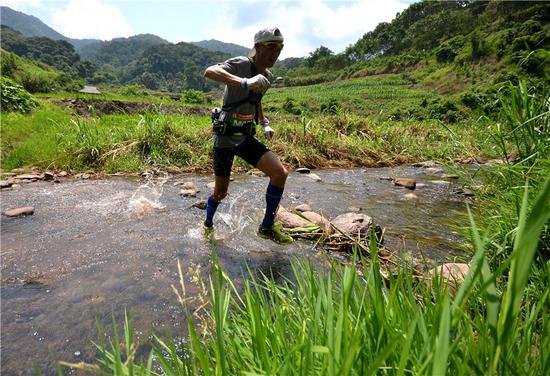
[0,6,100,49]
[79,34,170,65]
[191,39,249,57]
[281,1,550,93]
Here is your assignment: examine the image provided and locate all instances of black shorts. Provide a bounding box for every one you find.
[213,136,270,177]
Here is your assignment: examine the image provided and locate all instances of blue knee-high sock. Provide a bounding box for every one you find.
[204,196,220,227]
[262,183,284,228]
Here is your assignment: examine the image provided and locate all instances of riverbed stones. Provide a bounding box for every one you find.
[426,263,470,295]
[295,167,311,174]
[1,180,14,189]
[2,207,35,217]
[293,204,312,212]
[393,178,416,190]
[403,192,418,200]
[306,173,322,182]
[276,207,311,228]
[247,169,266,177]
[412,160,438,168]
[178,189,198,197]
[331,213,374,236]
[192,199,207,210]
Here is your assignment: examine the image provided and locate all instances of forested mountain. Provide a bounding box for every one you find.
[122,42,230,92]
[282,1,549,88]
[0,26,86,77]
[191,39,249,57]
[79,34,170,65]
[0,6,100,49]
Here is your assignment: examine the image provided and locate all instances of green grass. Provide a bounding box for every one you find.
[264,74,436,117]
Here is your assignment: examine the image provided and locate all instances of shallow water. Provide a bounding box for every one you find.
[0,167,470,374]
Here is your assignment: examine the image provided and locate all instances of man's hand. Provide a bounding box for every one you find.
[243,74,271,93]
[261,118,274,140]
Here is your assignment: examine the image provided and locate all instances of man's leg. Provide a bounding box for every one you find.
[255,151,293,244]
[204,175,230,228]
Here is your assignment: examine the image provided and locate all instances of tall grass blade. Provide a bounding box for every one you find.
[495,177,550,369]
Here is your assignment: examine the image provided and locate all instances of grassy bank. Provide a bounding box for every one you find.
[1,74,494,174]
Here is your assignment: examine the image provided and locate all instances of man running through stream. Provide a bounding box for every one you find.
[202,27,293,244]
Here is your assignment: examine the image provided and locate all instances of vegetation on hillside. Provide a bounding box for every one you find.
[0,48,82,93]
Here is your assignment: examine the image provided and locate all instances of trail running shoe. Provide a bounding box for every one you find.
[257,222,293,245]
[203,223,214,239]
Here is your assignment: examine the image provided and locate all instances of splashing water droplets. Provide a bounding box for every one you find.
[128,176,167,216]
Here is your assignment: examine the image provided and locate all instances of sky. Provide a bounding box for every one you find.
[1,0,417,58]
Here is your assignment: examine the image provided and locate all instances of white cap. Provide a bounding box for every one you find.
[248,27,284,57]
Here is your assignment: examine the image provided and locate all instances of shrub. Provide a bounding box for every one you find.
[0,77,38,113]
[182,89,206,104]
[282,97,302,115]
[117,84,149,96]
[320,98,340,114]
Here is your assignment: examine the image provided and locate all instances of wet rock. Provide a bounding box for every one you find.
[247,169,266,177]
[43,172,55,181]
[379,176,394,181]
[348,206,362,212]
[181,181,200,193]
[14,173,43,181]
[3,207,35,217]
[430,180,451,186]
[301,211,332,233]
[425,167,444,174]
[58,171,68,177]
[331,213,373,236]
[1,180,14,189]
[426,263,470,295]
[1,172,16,177]
[276,207,311,228]
[454,187,475,197]
[178,189,198,197]
[295,167,311,174]
[442,174,459,179]
[412,160,438,168]
[75,173,91,180]
[306,173,322,182]
[192,199,207,210]
[293,204,312,212]
[393,178,416,190]
[403,192,418,200]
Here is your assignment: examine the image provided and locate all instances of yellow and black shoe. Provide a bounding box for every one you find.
[257,222,293,245]
[203,223,214,239]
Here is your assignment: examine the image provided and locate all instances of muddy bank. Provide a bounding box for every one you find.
[54,98,210,117]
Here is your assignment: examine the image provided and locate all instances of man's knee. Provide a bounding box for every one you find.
[270,165,288,183]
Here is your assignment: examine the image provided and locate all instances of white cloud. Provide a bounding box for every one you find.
[207,0,408,58]
[51,0,133,40]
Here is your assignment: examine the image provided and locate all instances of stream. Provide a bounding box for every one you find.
[1,166,471,374]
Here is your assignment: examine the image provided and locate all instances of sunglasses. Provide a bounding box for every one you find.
[260,42,284,51]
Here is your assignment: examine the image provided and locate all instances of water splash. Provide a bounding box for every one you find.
[128,175,168,216]
[217,192,253,234]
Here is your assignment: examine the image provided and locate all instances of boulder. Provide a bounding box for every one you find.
[306,173,322,182]
[276,207,311,228]
[1,180,14,189]
[178,189,197,197]
[331,213,373,236]
[393,178,416,190]
[3,207,35,217]
[426,263,470,295]
[293,204,312,212]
